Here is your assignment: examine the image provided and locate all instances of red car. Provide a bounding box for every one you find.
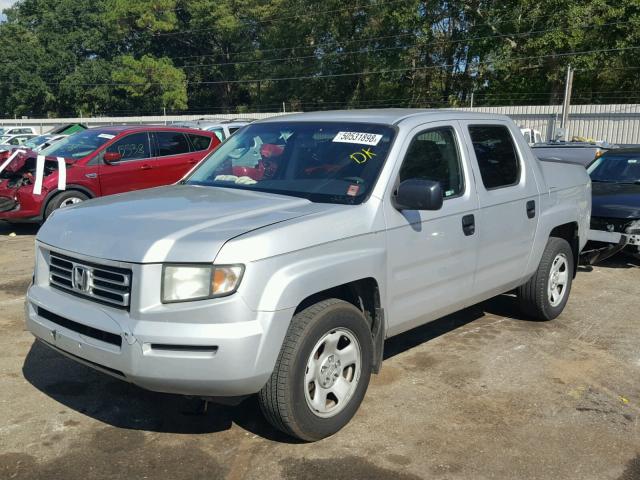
[0,126,220,223]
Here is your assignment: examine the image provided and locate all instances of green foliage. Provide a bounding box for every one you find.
[0,0,638,117]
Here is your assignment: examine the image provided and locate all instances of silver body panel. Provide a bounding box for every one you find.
[27,109,591,397]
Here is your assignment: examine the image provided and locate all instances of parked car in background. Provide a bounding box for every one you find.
[22,134,67,152]
[172,118,252,141]
[27,109,590,441]
[0,133,37,146]
[532,141,615,166]
[0,126,37,136]
[586,148,640,258]
[0,126,220,222]
[520,127,543,145]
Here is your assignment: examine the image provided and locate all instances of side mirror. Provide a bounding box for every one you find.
[103,151,122,164]
[393,179,443,211]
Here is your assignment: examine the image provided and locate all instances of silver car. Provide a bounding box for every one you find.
[27,109,590,440]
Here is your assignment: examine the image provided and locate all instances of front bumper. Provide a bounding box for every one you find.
[0,184,44,221]
[25,282,294,397]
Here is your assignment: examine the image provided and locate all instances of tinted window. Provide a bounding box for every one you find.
[469,125,520,189]
[15,128,32,134]
[588,153,640,183]
[228,127,240,135]
[106,132,151,161]
[399,127,464,198]
[156,132,190,157]
[187,134,212,151]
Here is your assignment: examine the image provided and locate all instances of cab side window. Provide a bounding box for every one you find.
[399,126,464,198]
[468,125,520,189]
[105,132,151,161]
[155,132,190,157]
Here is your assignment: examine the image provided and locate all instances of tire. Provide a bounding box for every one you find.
[44,191,89,219]
[517,237,574,320]
[258,299,373,441]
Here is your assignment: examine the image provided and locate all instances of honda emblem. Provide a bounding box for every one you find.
[72,265,92,293]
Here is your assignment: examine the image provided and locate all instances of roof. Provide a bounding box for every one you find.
[256,108,511,125]
[87,125,217,136]
[604,147,640,154]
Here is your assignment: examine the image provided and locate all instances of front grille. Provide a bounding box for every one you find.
[0,196,16,212]
[590,217,634,233]
[38,307,122,347]
[48,252,132,309]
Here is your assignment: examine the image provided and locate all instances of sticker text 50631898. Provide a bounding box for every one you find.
[332,131,383,146]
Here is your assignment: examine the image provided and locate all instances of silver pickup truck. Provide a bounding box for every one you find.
[26,110,591,441]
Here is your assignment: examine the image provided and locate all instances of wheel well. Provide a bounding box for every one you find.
[41,186,94,217]
[295,278,385,373]
[549,222,579,277]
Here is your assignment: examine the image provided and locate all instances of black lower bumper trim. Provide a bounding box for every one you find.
[37,307,122,347]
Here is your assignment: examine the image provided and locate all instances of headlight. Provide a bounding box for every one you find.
[162,264,244,303]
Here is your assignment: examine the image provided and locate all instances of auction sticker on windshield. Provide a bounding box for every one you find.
[333,131,383,146]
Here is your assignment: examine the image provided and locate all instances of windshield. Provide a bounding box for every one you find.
[588,153,640,184]
[40,129,113,159]
[23,135,51,149]
[185,122,396,204]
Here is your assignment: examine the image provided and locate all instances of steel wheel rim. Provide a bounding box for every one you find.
[304,327,362,418]
[548,253,569,307]
[60,197,84,208]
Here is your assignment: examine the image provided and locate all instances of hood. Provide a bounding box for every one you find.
[37,185,327,263]
[591,181,640,219]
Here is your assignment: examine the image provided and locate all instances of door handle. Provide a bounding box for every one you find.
[526,200,536,219]
[140,164,152,170]
[462,214,475,236]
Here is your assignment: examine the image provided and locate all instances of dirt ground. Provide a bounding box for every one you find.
[1,220,639,480]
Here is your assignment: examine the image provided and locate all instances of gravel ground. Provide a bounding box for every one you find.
[1,221,639,480]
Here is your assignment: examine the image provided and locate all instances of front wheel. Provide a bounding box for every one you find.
[517,237,574,320]
[258,299,373,441]
[44,191,89,220]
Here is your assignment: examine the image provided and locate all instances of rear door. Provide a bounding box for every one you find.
[149,131,204,185]
[459,121,541,300]
[98,132,156,195]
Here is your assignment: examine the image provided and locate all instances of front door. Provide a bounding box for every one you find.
[98,132,156,195]
[384,122,479,336]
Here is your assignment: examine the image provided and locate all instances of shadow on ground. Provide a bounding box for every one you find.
[22,296,530,441]
[0,221,39,236]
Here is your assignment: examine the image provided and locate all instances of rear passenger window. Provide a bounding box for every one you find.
[468,125,520,189]
[187,134,212,151]
[399,127,464,198]
[155,132,190,157]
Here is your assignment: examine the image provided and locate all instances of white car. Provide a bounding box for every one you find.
[0,133,37,147]
[172,118,252,142]
[521,127,543,146]
[23,134,67,152]
[0,126,37,136]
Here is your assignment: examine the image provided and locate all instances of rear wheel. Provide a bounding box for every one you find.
[258,299,373,441]
[517,237,574,320]
[44,191,89,220]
